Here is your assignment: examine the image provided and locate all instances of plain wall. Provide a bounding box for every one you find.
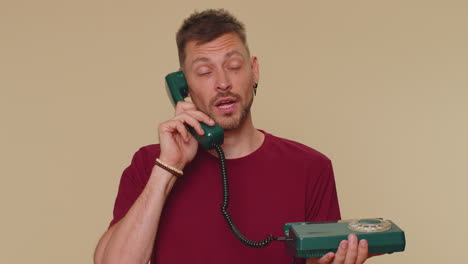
[1,0,467,263]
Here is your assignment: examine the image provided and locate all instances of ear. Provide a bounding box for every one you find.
[251,56,260,84]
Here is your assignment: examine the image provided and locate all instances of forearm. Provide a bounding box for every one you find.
[95,166,177,264]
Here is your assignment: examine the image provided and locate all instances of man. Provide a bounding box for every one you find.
[94,9,370,264]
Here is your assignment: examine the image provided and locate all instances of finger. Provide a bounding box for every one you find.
[333,240,348,263]
[186,110,216,126]
[159,119,190,142]
[176,110,215,127]
[317,252,334,264]
[174,120,191,142]
[174,102,215,126]
[175,101,197,114]
[355,239,369,264]
[344,234,358,264]
[173,113,206,136]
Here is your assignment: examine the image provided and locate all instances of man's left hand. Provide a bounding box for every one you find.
[306,234,369,264]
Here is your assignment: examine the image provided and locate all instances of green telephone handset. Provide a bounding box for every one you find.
[165,71,224,150]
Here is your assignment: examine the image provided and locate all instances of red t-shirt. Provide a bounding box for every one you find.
[110,131,341,263]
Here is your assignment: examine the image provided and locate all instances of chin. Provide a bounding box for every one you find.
[211,102,252,130]
[216,117,242,130]
[220,123,241,131]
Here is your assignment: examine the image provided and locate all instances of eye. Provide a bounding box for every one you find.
[227,60,242,70]
[228,62,242,70]
[196,66,212,76]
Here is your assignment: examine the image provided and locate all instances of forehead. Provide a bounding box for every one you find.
[184,33,249,65]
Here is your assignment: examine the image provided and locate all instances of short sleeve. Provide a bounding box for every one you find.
[305,159,341,222]
[108,145,160,228]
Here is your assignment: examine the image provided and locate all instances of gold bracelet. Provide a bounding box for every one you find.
[155,158,183,178]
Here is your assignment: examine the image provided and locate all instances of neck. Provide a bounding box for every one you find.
[208,113,264,159]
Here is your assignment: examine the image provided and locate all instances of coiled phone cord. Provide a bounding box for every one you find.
[214,145,274,248]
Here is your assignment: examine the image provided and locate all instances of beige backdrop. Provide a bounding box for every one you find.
[1,0,467,263]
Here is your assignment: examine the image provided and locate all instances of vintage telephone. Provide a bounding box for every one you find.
[165,71,406,258]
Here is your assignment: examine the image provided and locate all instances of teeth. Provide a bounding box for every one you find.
[218,103,234,109]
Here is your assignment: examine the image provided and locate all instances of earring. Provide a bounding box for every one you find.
[253,83,258,95]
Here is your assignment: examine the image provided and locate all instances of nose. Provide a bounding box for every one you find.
[215,69,232,92]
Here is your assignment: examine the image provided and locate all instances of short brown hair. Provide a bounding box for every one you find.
[176,9,248,67]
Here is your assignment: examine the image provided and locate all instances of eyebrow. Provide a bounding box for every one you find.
[190,50,244,68]
[225,50,243,59]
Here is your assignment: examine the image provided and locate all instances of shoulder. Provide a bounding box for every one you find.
[126,144,161,173]
[118,144,161,187]
[262,130,332,166]
[133,144,161,159]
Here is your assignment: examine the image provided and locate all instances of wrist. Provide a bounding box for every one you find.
[154,158,183,178]
[149,165,178,196]
[157,155,185,171]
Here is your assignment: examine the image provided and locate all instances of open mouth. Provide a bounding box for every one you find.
[217,102,235,109]
[215,97,237,112]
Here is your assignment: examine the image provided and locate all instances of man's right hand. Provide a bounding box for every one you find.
[94,101,216,264]
[158,101,215,171]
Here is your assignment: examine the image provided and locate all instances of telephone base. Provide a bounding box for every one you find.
[283,218,406,258]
